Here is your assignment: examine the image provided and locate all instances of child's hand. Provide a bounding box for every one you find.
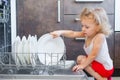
[72,65,84,72]
[50,31,62,38]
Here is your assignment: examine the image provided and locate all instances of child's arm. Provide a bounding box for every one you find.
[73,34,104,70]
[82,34,104,68]
[50,30,85,38]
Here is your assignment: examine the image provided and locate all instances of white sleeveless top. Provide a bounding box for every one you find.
[83,35,113,70]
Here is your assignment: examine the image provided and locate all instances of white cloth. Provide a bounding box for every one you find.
[83,35,113,70]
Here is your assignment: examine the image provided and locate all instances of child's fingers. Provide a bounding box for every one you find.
[72,65,84,72]
[72,65,77,72]
[50,32,59,38]
[72,65,79,72]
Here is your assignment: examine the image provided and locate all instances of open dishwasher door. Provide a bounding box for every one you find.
[0,60,90,80]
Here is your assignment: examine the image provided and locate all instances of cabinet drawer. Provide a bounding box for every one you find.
[115,32,120,68]
[64,0,114,14]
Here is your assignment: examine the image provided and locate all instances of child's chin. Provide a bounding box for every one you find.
[84,35,87,37]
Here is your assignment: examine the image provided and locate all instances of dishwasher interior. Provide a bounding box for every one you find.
[0,52,89,80]
[0,0,89,79]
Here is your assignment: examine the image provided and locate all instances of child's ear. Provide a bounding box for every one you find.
[96,25,101,32]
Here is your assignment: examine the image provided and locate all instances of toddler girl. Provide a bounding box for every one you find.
[50,7,114,80]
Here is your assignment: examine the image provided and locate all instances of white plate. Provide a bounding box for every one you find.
[17,40,26,66]
[38,33,65,65]
[29,36,36,67]
[23,39,30,64]
[12,36,20,60]
[25,35,31,64]
[21,36,27,66]
[12,36,21,66]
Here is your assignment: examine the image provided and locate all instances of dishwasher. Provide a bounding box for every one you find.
[0,51,90,80]
[0,3,89,79]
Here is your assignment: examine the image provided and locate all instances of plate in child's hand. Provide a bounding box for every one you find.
[38,33,65,65]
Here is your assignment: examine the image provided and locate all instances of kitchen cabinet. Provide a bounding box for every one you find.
[115,32,120,68]
[64,0,114,14]
[17,0,64,37]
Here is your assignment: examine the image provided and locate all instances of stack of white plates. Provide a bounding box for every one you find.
[38,33,65,65]
[12,35,37,67]
[12,33,66,66]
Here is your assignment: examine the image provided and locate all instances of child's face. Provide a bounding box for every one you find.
[81,18,99,38]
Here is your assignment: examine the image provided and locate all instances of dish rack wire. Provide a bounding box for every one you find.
[0,46,67,75]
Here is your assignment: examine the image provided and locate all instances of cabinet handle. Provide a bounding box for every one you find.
[75,0,104,2]
[75,38,85,40]
[57,0,60,23]
[74,18,80,22]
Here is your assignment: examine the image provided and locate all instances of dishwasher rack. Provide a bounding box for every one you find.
[0,0,10,53]
[0,51,67,75]
[0,52,89,80]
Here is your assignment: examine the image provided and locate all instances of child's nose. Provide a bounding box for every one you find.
[82,27,85,31]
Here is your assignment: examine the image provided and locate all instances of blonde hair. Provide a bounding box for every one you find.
[80,7,113,37]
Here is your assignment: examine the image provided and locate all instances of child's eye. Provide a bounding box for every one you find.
[81,25,84,27]
[85,26,89,29]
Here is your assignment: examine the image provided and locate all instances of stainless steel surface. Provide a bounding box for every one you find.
[0,69,88,80]
[57,0,60,22]
[0,59,89,80]
[75,37,85,40]
[74,18,80,22]
[0,52,89,80]
[0,75,87,80]
[0,2,9,52]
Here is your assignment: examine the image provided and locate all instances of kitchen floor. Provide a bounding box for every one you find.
[112,77,120,80]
